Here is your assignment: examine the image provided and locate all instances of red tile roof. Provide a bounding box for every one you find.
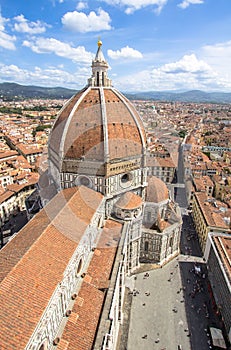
[57,220,123,350]
[0,186,103,349]
[213,235,231,280]
[115,191,143,210]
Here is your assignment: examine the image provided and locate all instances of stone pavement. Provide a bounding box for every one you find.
[126,258,191,350]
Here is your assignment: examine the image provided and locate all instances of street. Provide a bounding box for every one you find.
[0,210,28,247]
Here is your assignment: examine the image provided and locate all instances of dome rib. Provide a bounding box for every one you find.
[59,86,92,161]
[112,89,146,150]
[99,87,109,162]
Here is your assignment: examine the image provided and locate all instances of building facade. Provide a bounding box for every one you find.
[192,192,231,252]
[205,233,231,342]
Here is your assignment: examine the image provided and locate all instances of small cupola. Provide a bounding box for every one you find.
[88,40,112,87]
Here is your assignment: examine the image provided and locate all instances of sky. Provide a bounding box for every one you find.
[0,0,231,92]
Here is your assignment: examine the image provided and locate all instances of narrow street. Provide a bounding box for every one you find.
[0,210,28,247]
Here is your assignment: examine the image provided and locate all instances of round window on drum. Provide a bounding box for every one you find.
[120,172,133,187]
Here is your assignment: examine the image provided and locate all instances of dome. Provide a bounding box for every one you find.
[114,191,143,220]
[48,42,146,179]
[145,176,169,203]
[115,192,143,210]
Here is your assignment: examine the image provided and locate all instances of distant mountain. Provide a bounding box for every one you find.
[0,82,78,100]
[125,90,231,103]
[0,82,231,103]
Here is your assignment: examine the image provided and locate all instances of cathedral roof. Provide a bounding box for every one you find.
[0,186,104,349]
[146,176,169,203]
[58,219,122,350]
[115,191,143,210]
[48,42,146,175]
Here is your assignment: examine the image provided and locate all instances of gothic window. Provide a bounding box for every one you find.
[97,72,99,86]
[144,241,149,252]
[76,258,83,275]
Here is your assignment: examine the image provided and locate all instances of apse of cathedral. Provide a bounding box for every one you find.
[0,41,182,350]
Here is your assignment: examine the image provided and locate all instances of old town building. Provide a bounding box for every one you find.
[205,233,231,340]
[192,192,231,252]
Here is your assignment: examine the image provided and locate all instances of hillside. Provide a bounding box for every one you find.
[125,90,231,103]
[0,82,77,100]
[0,82,231,103]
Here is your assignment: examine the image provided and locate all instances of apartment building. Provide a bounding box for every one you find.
[192,192,231,252]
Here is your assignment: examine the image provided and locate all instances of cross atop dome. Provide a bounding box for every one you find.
[88,40,112,87]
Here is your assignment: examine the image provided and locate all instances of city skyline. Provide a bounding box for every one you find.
[0,0,231,92]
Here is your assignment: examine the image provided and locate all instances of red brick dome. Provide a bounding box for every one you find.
[49,87,146,163]
[146,176,169,203]
[48,42,146,177]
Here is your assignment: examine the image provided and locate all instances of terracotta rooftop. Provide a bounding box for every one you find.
[0,190,15,204]
[57,219,123,350]
[16,143,43,155]
[115,191,143,210]
[195,192,231,230]
[193,176,214,192]
[147,156,175,168]
[0,150,18,160]
[0,186,103,350]
[213,235,231,282]
[146,176,169,203]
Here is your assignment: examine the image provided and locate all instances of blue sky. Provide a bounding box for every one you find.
[0,0,231,92]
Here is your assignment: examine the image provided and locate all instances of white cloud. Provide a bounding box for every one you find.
[23,37,94,63]
[100,0,168,14]
[201,40,231,77]
[61,8,112,33]
[114,54,231,92]
[76,1,88,10]
[160,54,212,74]
[0,63,90,88]
[0,15,16,50]
[108,46,143,59]
[13,15,48,34]
[178,0,204,10]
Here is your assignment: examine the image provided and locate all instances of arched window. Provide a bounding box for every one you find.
[97,72,99,86]
[76,258,83,275]
[39,340,48,350]
[144,241,149,252]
